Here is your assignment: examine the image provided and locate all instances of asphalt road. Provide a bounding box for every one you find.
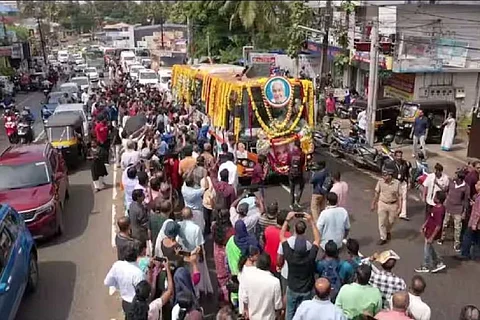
[0,92,477,319]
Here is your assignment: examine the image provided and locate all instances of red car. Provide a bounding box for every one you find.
[0,143,70,239]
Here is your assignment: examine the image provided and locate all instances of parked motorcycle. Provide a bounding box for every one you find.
[17,121,33,144]
[329,123,359,158]
[354,135,395,172]
[4,114,18,143]
[411,153,429,190]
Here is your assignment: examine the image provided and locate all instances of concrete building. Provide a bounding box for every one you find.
[134,23,187,51]
[388,3,480,115]
[102,23,135,48]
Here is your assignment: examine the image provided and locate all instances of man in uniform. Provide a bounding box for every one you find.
[371,167,402,245]
[393,150,411,221]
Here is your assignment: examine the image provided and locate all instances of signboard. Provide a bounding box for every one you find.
[250,53,277,66]
[437,38,468,68]
[351,50,393,70]
[0,46,12,57]
[11,43,22,59]
[384,73,416,101]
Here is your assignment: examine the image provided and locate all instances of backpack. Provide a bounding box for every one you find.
[290,154,302,177]
[321,259,342,301]
[322,172,333,193]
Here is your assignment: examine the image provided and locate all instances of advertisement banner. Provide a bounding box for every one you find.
[11,43,22,59]
[0,46,12,57]
[350,50,392,70]
[250,54,277,65]
[437,38,468,68]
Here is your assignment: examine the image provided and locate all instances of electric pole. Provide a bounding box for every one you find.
[319,0,332,88]
[207,32,211,61]
[36,16,47,66]
[366,11,379,146]
[186,15,192,63]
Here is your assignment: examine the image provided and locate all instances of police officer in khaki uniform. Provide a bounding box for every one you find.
[371,167,402,245]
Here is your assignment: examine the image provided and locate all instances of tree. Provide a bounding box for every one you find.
[287,1,314,76]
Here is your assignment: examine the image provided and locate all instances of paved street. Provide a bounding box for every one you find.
[0,95,476,319]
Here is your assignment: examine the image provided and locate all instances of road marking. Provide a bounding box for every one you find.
[280,183,291,193]
[111,165,118,248]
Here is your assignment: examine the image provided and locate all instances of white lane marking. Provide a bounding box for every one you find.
[280,183,291,193]
[33,129,45,142]
[111,165,118,248]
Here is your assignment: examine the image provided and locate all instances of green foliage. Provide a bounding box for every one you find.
[7,25,29,41]
[0,65,15,77]
[287,1,313,59]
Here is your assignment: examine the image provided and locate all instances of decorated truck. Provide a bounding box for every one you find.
[171,64,315,178]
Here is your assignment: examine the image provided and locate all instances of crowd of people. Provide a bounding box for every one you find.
[93,62,480,320]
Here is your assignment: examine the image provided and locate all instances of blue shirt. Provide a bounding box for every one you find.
[338,257,362,284]
[316,206,350,249]
[413,116,429,136]
[293,298,347,320]
[311,169,328,195]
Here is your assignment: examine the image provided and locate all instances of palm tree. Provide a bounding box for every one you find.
[212,0,285,46]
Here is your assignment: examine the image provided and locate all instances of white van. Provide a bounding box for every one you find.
[158,69,172,91]
[57,50,69,63]
[120,51,136,72]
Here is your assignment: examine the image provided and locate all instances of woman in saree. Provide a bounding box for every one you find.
[211,208,235,303]
[441,112,456,151]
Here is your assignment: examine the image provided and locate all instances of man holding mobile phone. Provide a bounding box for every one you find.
[279,212,321,320]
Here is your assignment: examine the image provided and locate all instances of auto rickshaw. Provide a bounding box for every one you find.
[395,100,457,144]
[44,113,87,167]
[350,98,401,142]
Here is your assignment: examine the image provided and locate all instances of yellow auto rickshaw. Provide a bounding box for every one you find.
[44,113,87,167]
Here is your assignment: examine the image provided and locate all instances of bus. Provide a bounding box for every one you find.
[172,64,315,178]
[84,49,105,77]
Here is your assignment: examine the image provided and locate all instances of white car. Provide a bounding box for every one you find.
[84,67,99,81]
[69,76,90,92]
[129,64,145,80]
[53,104,89,137]
[138,69,159,85]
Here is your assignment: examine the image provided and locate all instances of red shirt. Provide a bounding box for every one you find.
[251,163,264,184]
[264,226,291,273]
[326,97,336,114]
[424,204,445,239]
[95,122,109,144]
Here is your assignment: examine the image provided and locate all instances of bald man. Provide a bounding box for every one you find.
[376,291,412,320]
[292,278,347,320]
[408,276,431,320]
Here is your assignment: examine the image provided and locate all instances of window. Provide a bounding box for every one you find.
[0,162,51,190]
[0,228,13,276]
[4,211,19,238]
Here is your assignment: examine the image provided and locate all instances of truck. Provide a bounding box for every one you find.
[84,49,105,77]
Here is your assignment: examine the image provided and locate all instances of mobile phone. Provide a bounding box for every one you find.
[295,212,305,218]
[178,250,191,257]
[154,256,167,263]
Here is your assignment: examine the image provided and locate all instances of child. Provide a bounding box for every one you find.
[415,190,447,273]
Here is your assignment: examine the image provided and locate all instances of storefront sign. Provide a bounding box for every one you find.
[0,46,12,57]
[11,43,22,59]
[384,73,415,101]
[351,50,393,70]
[251,54,276,65]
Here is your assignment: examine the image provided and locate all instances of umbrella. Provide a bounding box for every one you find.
[124,114,147,136]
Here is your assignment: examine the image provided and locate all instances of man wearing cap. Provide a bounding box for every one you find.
[362,250,407,309]
[372,167,402,245]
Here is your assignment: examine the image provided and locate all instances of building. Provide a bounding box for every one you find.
[102,23,135,48]
[388,3,480,115]
[134,23,187,52]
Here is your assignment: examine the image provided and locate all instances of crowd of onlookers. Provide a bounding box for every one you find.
[97,63,480,320]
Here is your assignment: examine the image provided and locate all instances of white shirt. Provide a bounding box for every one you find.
[104,261,145,302]
[357,110,367,130]
[148,298,164,320]
[121,150,141,169]
[218,160,238,188]
[230,206,260,234]
[316,205,350,250]
[239,267,282,320]
[423,172,449,206]
[122,168,139,210]
[407,293,431,320]
[81,92,89,104]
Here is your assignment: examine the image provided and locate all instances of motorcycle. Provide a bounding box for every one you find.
[329,123,359,158]
[17,121,33,144]
[354,135,395,172]
[4,114,18,143]
[411,154,429,190]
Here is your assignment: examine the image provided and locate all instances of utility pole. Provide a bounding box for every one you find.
[160,19,164,49]
[36,16,47,66]
[207,32,211,62]
[319,0,332,88]
[366,11,379,146]
[186,15,192,63]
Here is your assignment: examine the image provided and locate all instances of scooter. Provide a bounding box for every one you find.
[411,153,429,189]
[17,121,33,144]
[4,114,18,143]
[329,123,359,158]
